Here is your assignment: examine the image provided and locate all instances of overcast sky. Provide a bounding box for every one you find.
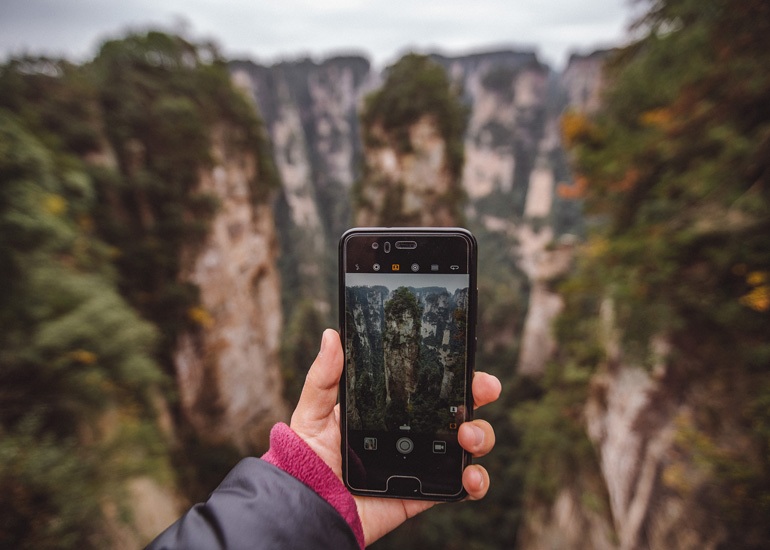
[0,0,639,70]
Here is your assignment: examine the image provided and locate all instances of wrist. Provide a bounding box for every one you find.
[262,422,365,549]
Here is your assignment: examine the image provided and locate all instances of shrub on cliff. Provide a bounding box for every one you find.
[356,53,467,226]
[534,0,770,545]
[0,30,283,546]
[0,111,168,548]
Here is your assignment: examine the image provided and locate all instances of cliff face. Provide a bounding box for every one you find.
[439,51,549,209]
[175,123,288,452]
[433,51,584,380]
[560,50,610,114]
[0,35,294,548]
[345,286,388,430]
[229,50,585,325]
[345,285,467,432]
[580,313,727,549]
[518,47,741,550]
[356,114,460,227]
[231,57,374,316]
[513,51,619,550]
[230,49,619,547]
[516,227,576,376]
[382,288,422,429]
[236,46,593,408]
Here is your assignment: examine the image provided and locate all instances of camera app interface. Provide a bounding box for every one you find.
[343,234,471,496]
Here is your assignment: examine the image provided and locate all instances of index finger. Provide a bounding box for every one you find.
[472,371,501,410]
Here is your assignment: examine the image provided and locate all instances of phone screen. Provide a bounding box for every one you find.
[339,228,476,500]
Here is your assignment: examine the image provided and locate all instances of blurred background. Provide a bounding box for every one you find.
[1,0,768,548]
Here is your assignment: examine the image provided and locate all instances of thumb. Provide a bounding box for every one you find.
[291,329,344,428]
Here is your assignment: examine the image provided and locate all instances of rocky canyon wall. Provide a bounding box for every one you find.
[345,285,469,432]
[228,45,602,431]
[433,50,586,380]
[231,56,374,317]
[514,50,735,550]
[229,50,586,319]
[174,123,288,453]
[228,49,634,548]
[356,113,461,227]
[579,307,729,549]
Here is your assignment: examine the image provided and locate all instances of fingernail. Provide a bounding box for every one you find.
[470,424,484,447]
[469,467,484,489]
[318,330,328,357]
[492,375,502,395]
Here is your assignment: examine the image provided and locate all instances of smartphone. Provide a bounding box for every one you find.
[339,227,477,501]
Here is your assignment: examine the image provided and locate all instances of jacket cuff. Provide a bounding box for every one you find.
[261,422,365,549]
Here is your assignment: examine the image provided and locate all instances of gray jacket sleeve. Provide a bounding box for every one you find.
[146,458,360,550]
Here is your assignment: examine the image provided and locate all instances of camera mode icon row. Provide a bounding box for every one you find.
[362,437,447,455]
[371,263,424,272]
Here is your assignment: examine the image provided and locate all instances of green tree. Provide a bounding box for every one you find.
[0,112,169,548]
[361,54,466,178]
[546,0,770,545]
[383,287,423,430]
[90,31,279,369]
[0,30,284,544]
[355,53,468,225]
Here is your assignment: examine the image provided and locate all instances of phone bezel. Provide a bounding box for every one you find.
[338,227,477,502]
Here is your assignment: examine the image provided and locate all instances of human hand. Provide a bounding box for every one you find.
[290,329,501,546]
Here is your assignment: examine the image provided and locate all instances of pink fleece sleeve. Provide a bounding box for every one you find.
[261,422,365,549]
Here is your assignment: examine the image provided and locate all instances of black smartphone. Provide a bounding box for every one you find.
[339,227,477,501]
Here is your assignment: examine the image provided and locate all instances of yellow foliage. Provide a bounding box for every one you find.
[560,111,594,147]
[640,108,673,128]
[740,271,770,312]
[188,306,214,328]
[746,271,768,287]
[662,462,695,494]
[43,193,67,216]
[585,237,609,259]
[71,349,98,364]
[740,285,770,312]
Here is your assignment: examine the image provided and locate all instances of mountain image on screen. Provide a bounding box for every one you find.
[345,285,468,432]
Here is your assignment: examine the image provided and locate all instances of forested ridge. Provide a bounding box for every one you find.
[517,0,770,546]
[0,32,278,547]
[1,0,769,547]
